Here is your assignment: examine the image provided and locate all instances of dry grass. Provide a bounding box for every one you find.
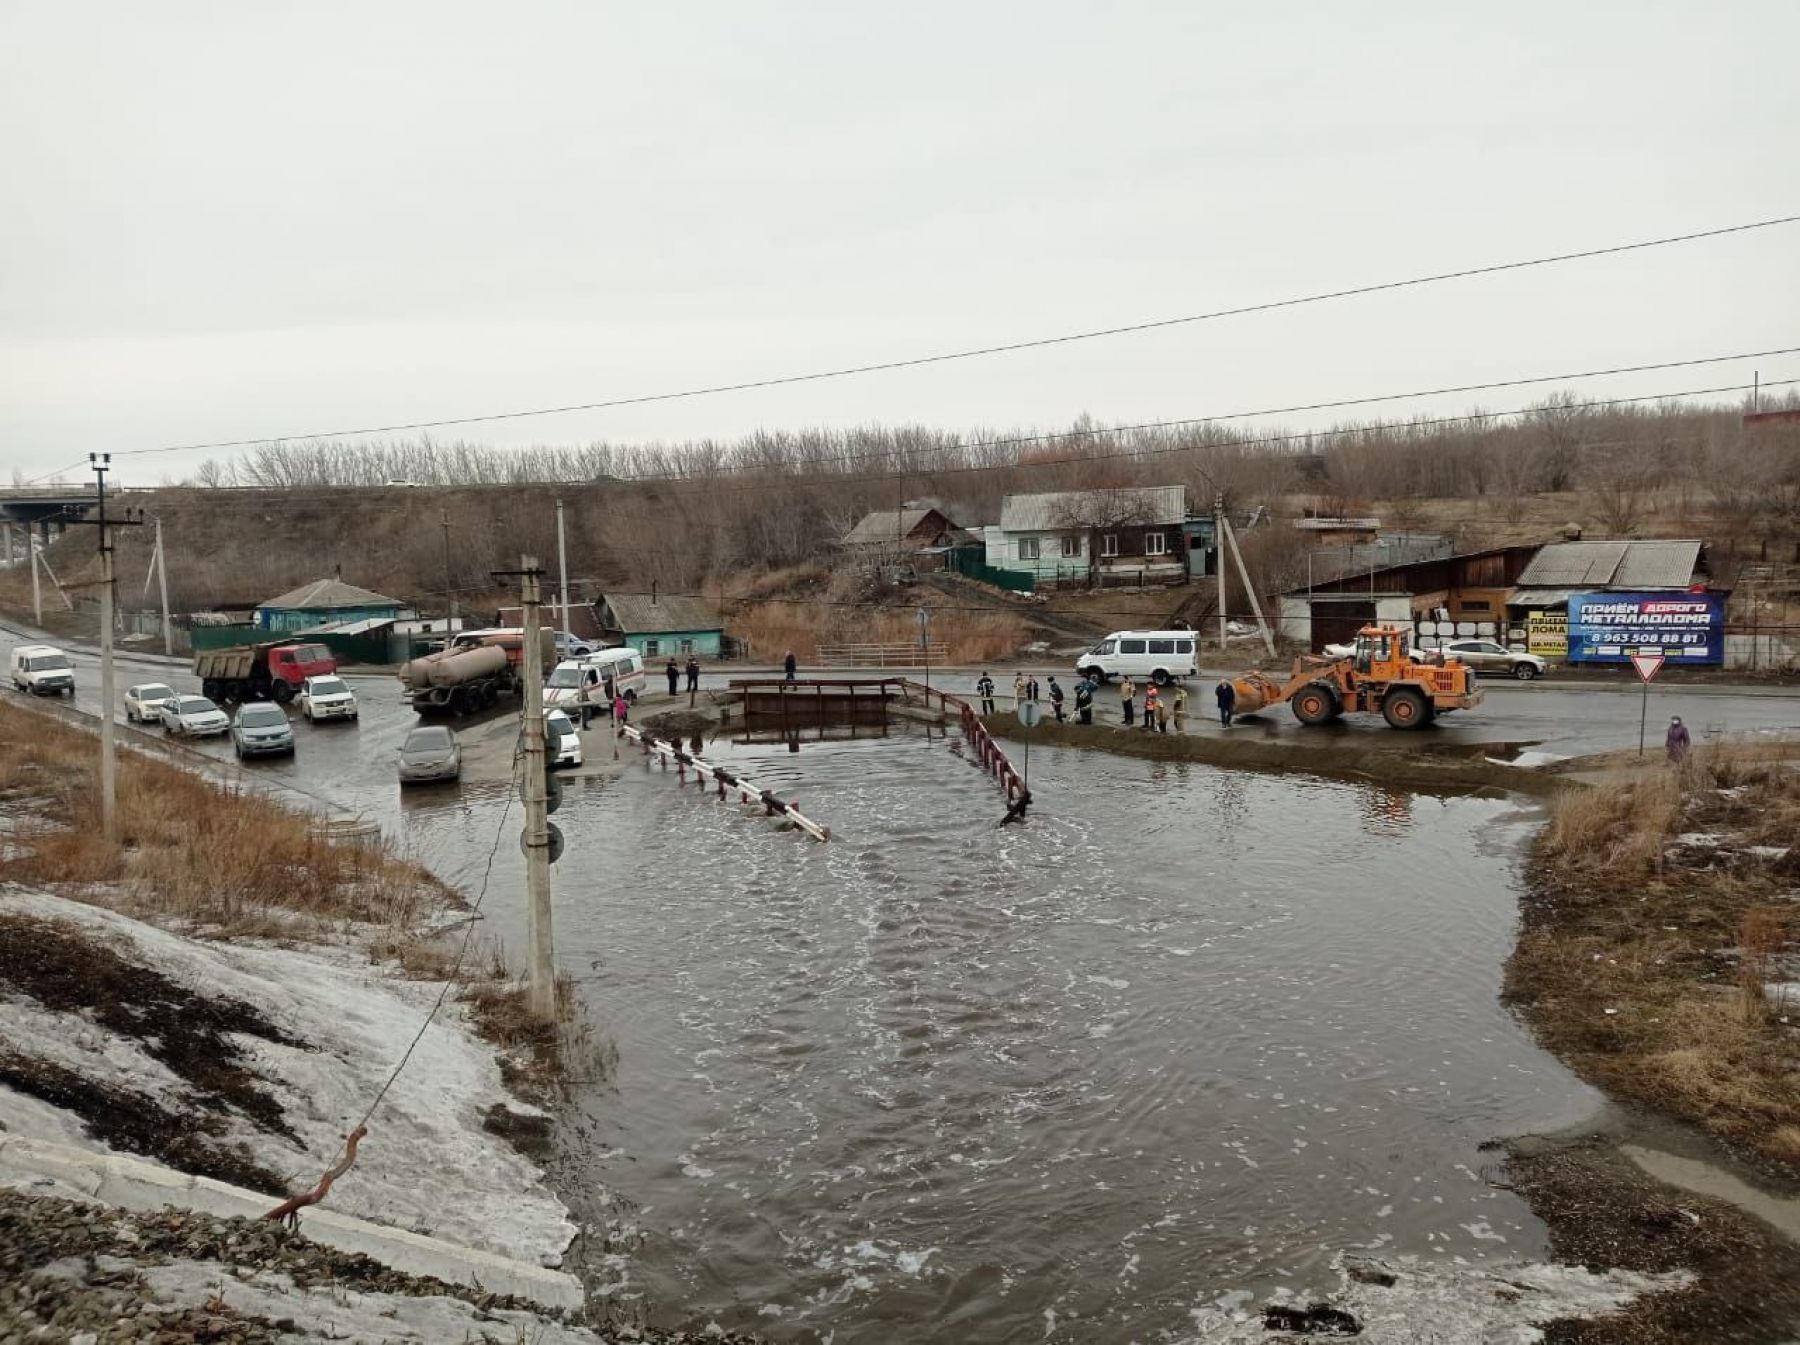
[0,699,436,935]
[735,600,1028,663]
[1509,740,1800,1173]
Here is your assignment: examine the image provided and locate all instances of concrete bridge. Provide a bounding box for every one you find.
[0,487,95,564]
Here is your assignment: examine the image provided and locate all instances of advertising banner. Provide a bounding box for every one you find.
[1526,610,1568,658]
[1567,592,1724,664]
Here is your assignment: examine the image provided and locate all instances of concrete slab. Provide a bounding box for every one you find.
[0,1134,584,1312]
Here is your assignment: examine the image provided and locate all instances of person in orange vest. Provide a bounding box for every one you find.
[1142,683,1161,731]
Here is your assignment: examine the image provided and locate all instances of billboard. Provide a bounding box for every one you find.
[1566,592,1724,665]
[1526,610,1568,658]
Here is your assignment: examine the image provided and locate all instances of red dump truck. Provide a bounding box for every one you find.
[399,627,555,715]
[195,641,338,704]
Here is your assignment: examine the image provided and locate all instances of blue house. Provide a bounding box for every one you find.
[598,592,725,660]
[254,578,411,634]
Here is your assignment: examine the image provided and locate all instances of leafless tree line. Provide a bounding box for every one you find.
[97,390,1794,613]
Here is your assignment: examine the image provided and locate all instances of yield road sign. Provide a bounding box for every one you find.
[1630,652,1665,683]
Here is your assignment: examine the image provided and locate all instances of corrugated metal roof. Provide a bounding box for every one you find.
[1516,540,1701,589]
[998,485,1187,532]
[1509,587,1587,607]
[602,593,722,634]
[259,578,404,611]
[843,508,937,546]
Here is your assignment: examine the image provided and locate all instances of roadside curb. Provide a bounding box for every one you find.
[0,1134,584,1312]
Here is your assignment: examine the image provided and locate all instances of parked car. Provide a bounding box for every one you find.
[231,702,296,758]
[160,694,230,737]
[544,709,583,768]
[297,674,359,723]
[124,682,178,723]
[1076,630,1200,686]
[1438,639,1547,681]
[398,724,461,784]
[553,631,596,660]
[10,645,75,696]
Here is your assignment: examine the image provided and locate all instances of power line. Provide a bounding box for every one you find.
[78,370,1799,511]
[355,740,520,1132]
[64,212,1800,463]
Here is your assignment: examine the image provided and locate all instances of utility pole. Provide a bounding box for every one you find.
[1215,494,1227,656]
[555,498,571,640]
[93,456,118,845]
[30,525,43,625]
[440,509,456,632]
[150,517,173,657]
[515,556,557,1018]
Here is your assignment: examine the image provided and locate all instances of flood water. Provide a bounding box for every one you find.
[525,729,1598,1342]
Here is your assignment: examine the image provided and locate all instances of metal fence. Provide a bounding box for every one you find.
[946,548,1036,593]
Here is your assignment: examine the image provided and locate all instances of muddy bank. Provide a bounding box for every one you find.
[987,715,1567,798]
[1502,1137,1800,1343]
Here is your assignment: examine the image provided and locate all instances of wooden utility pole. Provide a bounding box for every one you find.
[516,556,557,1018]
[1220,510,1277,658]
[440,510,457,629]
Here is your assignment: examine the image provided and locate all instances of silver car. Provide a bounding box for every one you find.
[231,702,295,758]
[399,724,461,784]
[1439,639,1548,681]
[159,694,230,737]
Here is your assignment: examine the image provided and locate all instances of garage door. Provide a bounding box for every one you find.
[1310,601,1377,651]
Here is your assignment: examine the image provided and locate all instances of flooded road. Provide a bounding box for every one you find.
[539,731,1599,1341]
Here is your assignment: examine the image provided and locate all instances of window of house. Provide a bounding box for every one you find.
[1018,537,1040,561]
[1145,532,1167,556]
[1101,534,1119,558]
[644,639,660,657]
[678,638,694,655]
[1060,534,1080,557]
[1460,598,1493,612]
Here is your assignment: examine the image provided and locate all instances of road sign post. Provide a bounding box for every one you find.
[1631,651,1665,756]
[1016,699,1041,797]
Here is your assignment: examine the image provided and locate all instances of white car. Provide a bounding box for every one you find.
[124,682,178,723]
[553,631,596,660]
[159,694,230,737]
[545,709,583,768]
[297,674,359,722]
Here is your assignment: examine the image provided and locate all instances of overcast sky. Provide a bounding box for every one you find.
[3,1,1796,483]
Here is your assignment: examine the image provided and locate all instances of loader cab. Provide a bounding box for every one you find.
[1353,627,1402,678]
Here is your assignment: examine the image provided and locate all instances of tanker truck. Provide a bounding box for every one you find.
[397,627,555,715]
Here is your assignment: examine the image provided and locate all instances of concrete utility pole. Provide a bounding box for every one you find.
[555,498,571,639]
[30,526,43,625]
[92,455,118,845]
[517,556,558,1018]
[440,510,457,629]
[1215,494,1227,654]
[148,517,173,657]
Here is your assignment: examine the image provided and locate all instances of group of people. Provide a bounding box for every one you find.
[664,656,702,696]
[981,670,1243,732]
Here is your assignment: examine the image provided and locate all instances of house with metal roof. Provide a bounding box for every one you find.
[982,485,1192,582]
[598,592,726,660]
[1506,539,1711,662]
[253,578,412,633]
[842,505,966,552]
